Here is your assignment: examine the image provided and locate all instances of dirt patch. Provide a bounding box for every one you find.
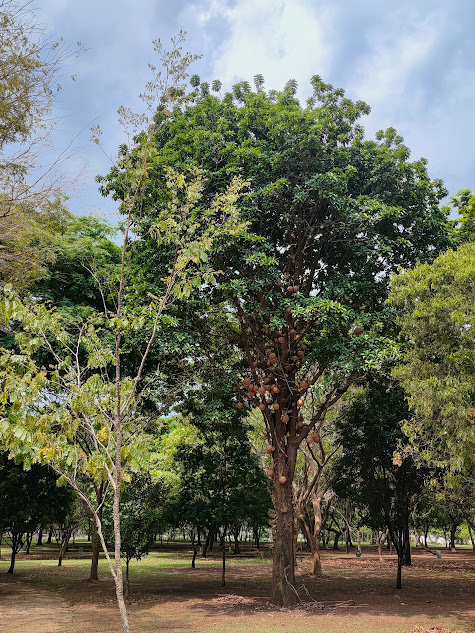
[2,547,475,633]
[0,578,72,633]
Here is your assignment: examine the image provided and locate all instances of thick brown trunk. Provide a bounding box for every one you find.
[271,458,297,606]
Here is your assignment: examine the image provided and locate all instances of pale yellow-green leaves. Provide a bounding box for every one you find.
[150,167,249,300]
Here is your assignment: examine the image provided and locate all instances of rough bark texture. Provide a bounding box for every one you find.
[271,458,296,606]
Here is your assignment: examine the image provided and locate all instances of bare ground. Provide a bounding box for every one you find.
[0,546,474,633]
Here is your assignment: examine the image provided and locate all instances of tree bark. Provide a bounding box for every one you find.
[219,529,226,587]
[378,529,389,562]
[271,462,297,606]
[58,527,72,566]
[89,511,102,581]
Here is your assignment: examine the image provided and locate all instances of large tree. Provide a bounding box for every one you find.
[101,75,450,605]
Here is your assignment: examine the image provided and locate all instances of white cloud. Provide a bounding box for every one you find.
[206,0,337,94]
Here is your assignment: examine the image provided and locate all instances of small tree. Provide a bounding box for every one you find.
[331,383,426,589]
[0,452,74,573]
[103,472,164,599]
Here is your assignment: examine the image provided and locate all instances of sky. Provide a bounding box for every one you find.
[34,0,475,220]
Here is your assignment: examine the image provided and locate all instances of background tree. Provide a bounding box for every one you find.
[389,242,475,474]
[102,75,450,604]
[0,452,74,573]
[332,383,426,589]
[168,389,271,581]
[446,189,475,244]
[103,472,165,599]
[0,0,82,217]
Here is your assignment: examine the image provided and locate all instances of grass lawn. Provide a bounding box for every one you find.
[0,544,474,633]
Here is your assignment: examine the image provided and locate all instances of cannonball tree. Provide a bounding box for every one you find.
[99,75,450,605]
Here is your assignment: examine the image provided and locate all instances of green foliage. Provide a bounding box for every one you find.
[103,472,165,563]
[332,383,424,529]
[0,451,75,570]
[389,243,475,472]
[446,189,475,244]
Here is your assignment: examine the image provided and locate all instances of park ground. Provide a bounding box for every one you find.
[0,543,474,633]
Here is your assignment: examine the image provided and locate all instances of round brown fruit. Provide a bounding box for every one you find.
[297,399,304,407]
[306,437,313,444]
[259,403,266,411]
[266,445,275,454]
[266,468,274,478]
[243,378,251,387]
[273,403,280,411]
[300,344,307,351]
[258,386,266,395]
[272,386,280,394]
[297,351,304,358]
[353,326,363,335]
[287,286,294,293]
[311,432,320,442]
[236,402,244,409]
[290,329,297,337]
[297,420,304,429]
[281,414,290,423]
[292,286,299,293]
[300,381,309,390]
[278,475,287,485]
[278,336,286,344]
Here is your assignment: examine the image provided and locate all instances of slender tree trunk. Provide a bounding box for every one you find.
[112,415,129,633]
[37,528,43,546]
[378,529,389,562]
[219,529,226,587]
[89,509,102,581]
[125,558,130,601]
[233,527,240,554]
[58,527,72,567]
[47,527,53,544]
[7,533,21,574]
[190,530,198,569]
[202,529,212,557]
[396,551,403,590]
[403,520,412,566]
[466,521,475,556]
[450,518,457,552]
[8,546,16,574]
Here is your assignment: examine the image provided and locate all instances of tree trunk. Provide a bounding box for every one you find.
[112,420,129,633]
[378,529,389,562]
[202,529,212,557]
[47,527,53,544]
[37,528,43,546]
[7,545,16,574]
[58,527,72,567]
[89,513,101,581]
[396,552,403,590]
[233,527,240,554]
[450,518,457,552]
[125,558,130,601]
[466,521,475,556]
[271,467,297,606]
[219,529,226,587]
[190,531,198,569]
[403,521,412,566]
